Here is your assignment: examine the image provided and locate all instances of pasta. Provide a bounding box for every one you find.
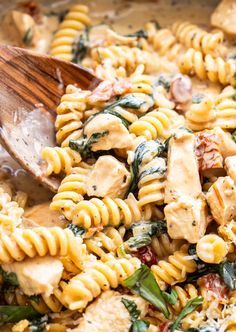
[50,5,91,61]
[2,1,236,331]
[62,257,141,310]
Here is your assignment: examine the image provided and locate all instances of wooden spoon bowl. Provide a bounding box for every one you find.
[0,44,100,192]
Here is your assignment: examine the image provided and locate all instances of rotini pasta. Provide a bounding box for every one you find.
[151,233,185,259]
[62,256,141,310]
[50,5,91,61]
[214,85,236,129]
[196,234,228,264]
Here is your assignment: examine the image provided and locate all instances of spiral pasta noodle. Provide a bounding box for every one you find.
[138,157,166,207]
[214,85,236,129]
[50,163,92,220]
[151,233,185,259]
[185,96,216,130]
[72,193,142,229]
[171,284,200,313]
[0,190,24,230]
[129,107,184,140]
[50,5,91,61]
[179,48,236,86]
[84,226,124,260]
[172,21,225,57]
[41,147,82,176]
[62,256,141,310]
[56,85,91,147]
[151,245,197,290]
[0,227,86,266]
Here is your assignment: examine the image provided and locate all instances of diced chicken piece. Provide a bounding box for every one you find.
[24,202,66,228]
[212,127,236,158]
[2,10,39,47]
[211,0,236,35]
[2,256,63,297]
[165,131,202,204]
[164,195,208,243]
[206,176,236,225]
[195,132,224,177]
[87,156,131,198]
[225,156,236,183]
[83,113,133,151]
[73,290,149,332]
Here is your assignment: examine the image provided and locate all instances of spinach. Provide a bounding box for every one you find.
[170,297,203,332]
[125,234,152,250]
[29,315,48,332]
[0,268,19,287]
[67,223,85,236]
[124,265,169,318]
[125,30,148,39]
[22,28,33,45]
[156,75,170,91]
[0,305,40,325]
[132,320,150,332]
[101,109,131,128]
[69,131,109,159]
[219,261,236,290]
[139,164,166,181]
[131,220,167,237]
[192,94,204,104]
[28,295,41,304]
[162,288,178,305]
[129,140,165,193]
[72,27,90,63]
[187,328,219,332]
[121,298,150,332]
[232,130,236,143]
[121,298,141,322]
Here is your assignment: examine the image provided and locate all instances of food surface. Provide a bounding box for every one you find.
[1,0,236,331]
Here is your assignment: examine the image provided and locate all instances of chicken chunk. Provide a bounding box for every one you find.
[165,131,202,203]
[164,195,208,243]
[73,290,149,332]
[87,156,131,198]
[2,256,63,296]
[83,113,133,151]
[211,127,236,159]
[206,176,236,225]
[225,156,236,183]
[211,0,236,35]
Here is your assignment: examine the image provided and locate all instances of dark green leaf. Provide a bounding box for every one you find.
[111,94,146,109]
[72,27,90,63]
[29,315,48,332]
[121,298,140,322]
[102,109,131,128]
[67,223,85,236]
[0,268,19,287]
[162,288,178,305]
[156,75,170,91]
[131,220,167,237]
[219,261,236,290]
[126,30,148,39]
[28,295,41,304]
[232,130,236,143]
[22,28,33,45]
[124,265,169,318]
[132,320,150,332]
[170,297,203,332]
[125,234,152,249]
[0,305,40,324]
[192,94,204,104]
[139,164,166,181]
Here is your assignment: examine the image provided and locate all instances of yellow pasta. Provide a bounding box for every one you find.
[214,85,236,129]
[196,234,228,264]
[50,5,91,61]
[41,146,82,176]
[62,257,141,310]
[151,233,185,259]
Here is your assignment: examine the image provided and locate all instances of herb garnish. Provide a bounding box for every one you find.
[22,28,33,46]
[121,298,150,332]
[125,30,148,39]
[67,223,85,236]
[0,305,40,325]
[72,27,90,63]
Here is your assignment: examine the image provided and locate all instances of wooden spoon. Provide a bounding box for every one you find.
[0,44,100,192]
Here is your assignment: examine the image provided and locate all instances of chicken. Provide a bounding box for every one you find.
[2,256,63,296]
[83,113,134,151]
[206,176,236,225]
[165,130,202,203]
[211,0,236,35]
[87,156,131,198]
[164,195,208,243]
[225,156,236,183]
[72,290,149,332]
[213,127,236,158]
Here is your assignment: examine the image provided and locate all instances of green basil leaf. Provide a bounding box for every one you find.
[162,288,178,305]
[219,261,236,290]
[22,28,33,46]
[0,305,40,324]
[28,295,41,304]
[125,234,152,249]
[72,27,90,63]
[67,223,85,237]
[111,94,146,110]
[124,265,169,318]
[170,297,203,332]
[29,315,48,332]
[131,220,167,238]
[132,320,150,332]
[125,30,148,39]
[156,75,170,91]
[121,298,140,322]
[0,268,19,286]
